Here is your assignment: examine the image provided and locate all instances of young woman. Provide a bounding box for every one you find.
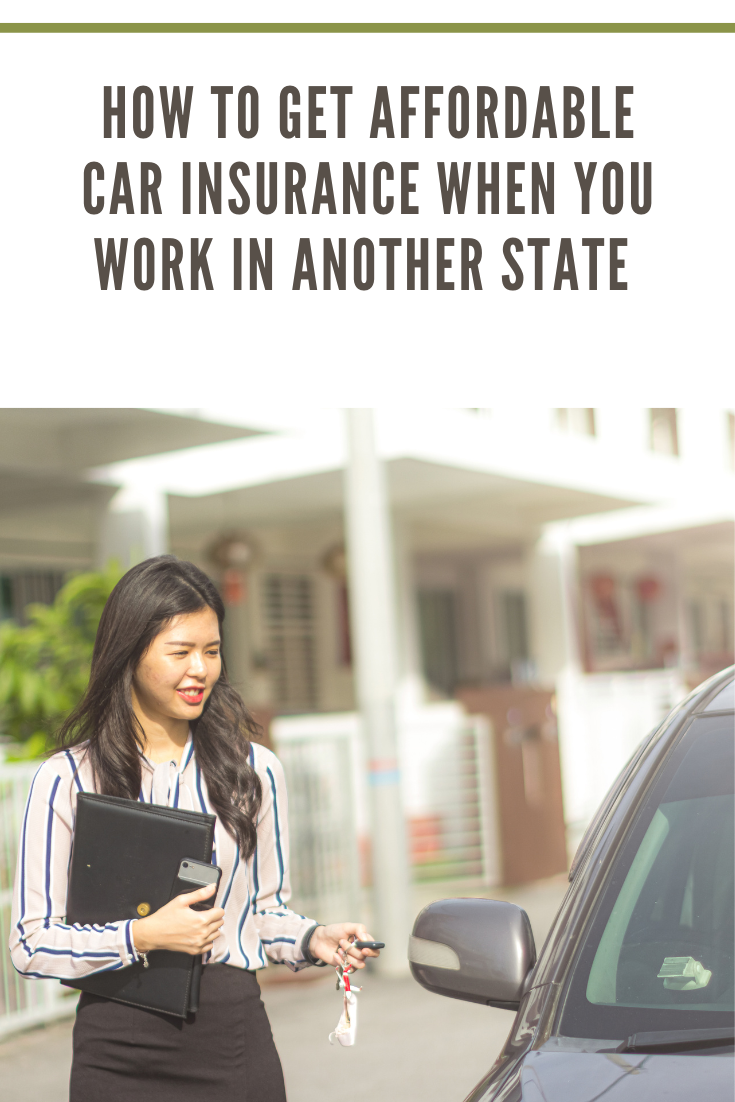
[10,556,379,1101]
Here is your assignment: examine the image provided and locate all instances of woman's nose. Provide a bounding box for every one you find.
[187,651,206,677]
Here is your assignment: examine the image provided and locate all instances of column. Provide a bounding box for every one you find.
[343,409,410,975]
[97,483,169,570]
[527,522,582,687]
[527,522,588,842]
[392,516,425,713]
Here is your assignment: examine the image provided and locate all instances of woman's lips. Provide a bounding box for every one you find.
[177,688,204,705]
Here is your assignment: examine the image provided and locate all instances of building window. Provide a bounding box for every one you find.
[418,589,459,697]
[555,409,596,436]
[500,590,531,679]
[649,408,679,456]
[336,581,352,667]
[586,574,624,660]
[262,574,318,713]
[0,571,65,624]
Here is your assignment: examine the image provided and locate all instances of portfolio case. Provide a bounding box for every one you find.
[63,792,216,1018]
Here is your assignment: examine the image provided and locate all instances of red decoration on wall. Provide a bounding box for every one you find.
[222,568,247,606]
[589,573,621,638]
[636,576,662,603]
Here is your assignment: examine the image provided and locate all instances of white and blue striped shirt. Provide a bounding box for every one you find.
[9,735,317,981]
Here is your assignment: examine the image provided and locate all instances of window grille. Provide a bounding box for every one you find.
[0,572,65,624]
[262,574,318,713]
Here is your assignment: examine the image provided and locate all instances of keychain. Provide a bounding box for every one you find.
[329,961,362,1047]
[328,939,384,1047]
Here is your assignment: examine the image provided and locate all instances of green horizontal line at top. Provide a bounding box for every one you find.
[0,22,733,33]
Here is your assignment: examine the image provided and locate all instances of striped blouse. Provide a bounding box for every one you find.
[9,734,318,981]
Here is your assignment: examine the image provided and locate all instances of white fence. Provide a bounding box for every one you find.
[556,667,688,848]
[273,702,500,924]
[0,761,78,1039]
[273,716,362,926]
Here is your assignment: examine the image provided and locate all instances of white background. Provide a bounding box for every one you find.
[0,29,732,404]
[5,2,734,24]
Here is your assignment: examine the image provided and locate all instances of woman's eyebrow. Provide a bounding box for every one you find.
[164,638,221,647]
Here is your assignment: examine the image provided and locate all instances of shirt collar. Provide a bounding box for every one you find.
[139,728,194,774]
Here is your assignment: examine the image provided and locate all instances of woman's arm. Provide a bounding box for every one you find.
[8,759,138,980]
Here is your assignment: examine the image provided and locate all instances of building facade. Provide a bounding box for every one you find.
[1,407,733,872]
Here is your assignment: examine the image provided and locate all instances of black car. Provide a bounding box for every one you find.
[409,667,735,1100]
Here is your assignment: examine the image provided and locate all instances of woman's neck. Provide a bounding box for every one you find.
[141,725,190,766]
[132,695,190,765]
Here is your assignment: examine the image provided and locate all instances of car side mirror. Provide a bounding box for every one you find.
[408,898,536,1010]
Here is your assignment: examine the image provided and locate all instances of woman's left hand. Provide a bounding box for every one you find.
[308,923,381,970]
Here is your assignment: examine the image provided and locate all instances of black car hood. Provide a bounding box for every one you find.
[507,1050,734,1101]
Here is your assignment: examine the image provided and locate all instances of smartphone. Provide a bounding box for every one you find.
[172,858,222,911]
[170,859,223,1015]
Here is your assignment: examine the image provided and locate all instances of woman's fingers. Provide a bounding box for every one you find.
[311,923,381,969]
[134,893,225,956]
[340,933,379,969]
[201,913,224,939]
[185,883,217,905]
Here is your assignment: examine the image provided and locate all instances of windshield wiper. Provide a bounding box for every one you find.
[618,1027,734,1054]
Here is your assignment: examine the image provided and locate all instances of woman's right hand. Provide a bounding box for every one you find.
[131,884,225,957]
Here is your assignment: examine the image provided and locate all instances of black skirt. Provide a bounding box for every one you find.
[69,964,287,1102]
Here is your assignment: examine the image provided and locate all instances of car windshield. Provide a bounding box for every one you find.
[560,712,735,1041]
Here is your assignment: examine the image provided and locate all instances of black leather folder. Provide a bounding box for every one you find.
[62,792,216,1018]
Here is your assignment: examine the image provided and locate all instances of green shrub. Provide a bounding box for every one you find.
[0,564,120,759]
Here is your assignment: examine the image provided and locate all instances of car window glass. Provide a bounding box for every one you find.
[568,725,659,882]
[560,716,735,1040]
[704,681,735,712]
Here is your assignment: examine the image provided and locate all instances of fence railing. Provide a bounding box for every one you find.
[273,702,501,923]
[274,717,362,925]
[0,761,78,1039]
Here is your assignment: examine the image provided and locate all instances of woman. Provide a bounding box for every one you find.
[10,556,379,1101]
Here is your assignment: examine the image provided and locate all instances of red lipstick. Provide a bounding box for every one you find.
[177,688,204,706]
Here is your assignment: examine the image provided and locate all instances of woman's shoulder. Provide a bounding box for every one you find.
[248,740,283,778]
[31,744,91,788]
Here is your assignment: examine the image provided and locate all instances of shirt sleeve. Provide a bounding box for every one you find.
[9,757,139,981]
[249,750,318,972]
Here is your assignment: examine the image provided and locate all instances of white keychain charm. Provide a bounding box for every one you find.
[329,964,362,1046]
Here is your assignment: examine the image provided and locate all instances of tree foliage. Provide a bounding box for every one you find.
[0,564,120,759]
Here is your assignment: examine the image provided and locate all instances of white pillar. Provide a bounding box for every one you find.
[392,516,425,713]
[97,483,169,570]
[527,522,582,686]
[343,410,411,975]
[527,523,587,844]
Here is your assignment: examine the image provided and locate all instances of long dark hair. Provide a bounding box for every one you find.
[58,556,262,859]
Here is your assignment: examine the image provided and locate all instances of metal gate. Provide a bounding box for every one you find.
[273,703,500,923]
[273,716,361,925]
[0,762,78,1039]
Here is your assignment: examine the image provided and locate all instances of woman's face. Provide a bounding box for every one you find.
[132,607,222,726]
